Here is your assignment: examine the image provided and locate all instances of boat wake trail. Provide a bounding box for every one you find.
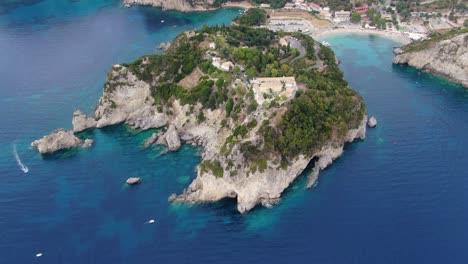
[13,144,29,173]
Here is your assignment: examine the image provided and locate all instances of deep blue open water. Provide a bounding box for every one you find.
[1,1,468,263]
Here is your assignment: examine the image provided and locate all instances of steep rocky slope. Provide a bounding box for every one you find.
[394,29,468,88]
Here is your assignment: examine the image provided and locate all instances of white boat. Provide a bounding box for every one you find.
[321,40,331,47]
[161,20,165,23]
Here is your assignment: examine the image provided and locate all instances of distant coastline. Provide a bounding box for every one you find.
[222,1,253,10]
[313,28,412,44]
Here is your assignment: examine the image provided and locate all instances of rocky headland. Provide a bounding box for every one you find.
[32,25,367,212]
[123,0,218,12]
[393,29,468,88]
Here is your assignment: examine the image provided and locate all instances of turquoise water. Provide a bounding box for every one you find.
[2,2,468,263]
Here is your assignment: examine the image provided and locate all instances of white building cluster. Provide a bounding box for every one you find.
[282,0,323,13]
[212,57,234,72]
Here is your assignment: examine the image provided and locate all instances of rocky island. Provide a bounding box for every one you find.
[394,28,468,88]
[32,19,367,212]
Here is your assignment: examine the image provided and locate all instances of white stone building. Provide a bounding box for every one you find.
[334,10,351,23]
[251,77,298,105]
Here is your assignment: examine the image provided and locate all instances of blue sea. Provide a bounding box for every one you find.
[1,1,468,263]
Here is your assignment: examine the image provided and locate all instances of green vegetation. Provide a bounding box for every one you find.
[257,43,365,160]
[225,98,234,116]
[123,34,201,84]
[401,28,468,53]
[114,24,365,175]
[237,8,267,26]
[316,0,352,11]
[351,12,362,24]
[252,0,287,9]
[396,1,411,22]
[367,8,387,29]
[200,160,224,177]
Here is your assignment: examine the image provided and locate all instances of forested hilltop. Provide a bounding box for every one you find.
[117,24,365,163]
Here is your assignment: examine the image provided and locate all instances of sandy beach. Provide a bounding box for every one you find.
[312,28,412,44]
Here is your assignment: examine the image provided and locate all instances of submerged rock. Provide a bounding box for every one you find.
[82,139,94,148]
[72,109,97,133]
[144,131,164,147]
[368,116,377,128]
[31,129,86,154]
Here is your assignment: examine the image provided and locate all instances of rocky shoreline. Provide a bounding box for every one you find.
[171,116,367,213]
[123,0,217,12]
[393,31,468,88]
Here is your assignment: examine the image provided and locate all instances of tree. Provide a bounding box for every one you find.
[238,8,267,26]
[246,66,257,79]
[351,12,362,23]
[464,19,468,28]
[233,65,241,75]
[278,29,285,38]
[225,98,234,116]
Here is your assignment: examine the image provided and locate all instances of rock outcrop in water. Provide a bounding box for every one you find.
[393,29,468,88]
[31,129,93,154]
[367,116,377,128]
[156,125,181,151]
[123,0,217,12]
[33,26,367,212]
[72,109,97,133]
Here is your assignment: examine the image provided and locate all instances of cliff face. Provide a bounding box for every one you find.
[393,32,468,88]
[123,0,217,12]
[172,117,366,213]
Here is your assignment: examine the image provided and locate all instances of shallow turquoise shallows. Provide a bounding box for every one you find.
[1,1,468,263]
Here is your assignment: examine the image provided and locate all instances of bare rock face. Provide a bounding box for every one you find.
[94,65,167,130]
[171,115,368,214]
[367,116,377,128]
[165,125,181,151]
[72,110,97,133]
[123,0,216,12]
[144,131,165,147]
[31,129,89,154]
[393,32,468,88]
[158,42,171,51]
[155,125,181,151]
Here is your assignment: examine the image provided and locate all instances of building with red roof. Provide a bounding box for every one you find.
[354,4,368,14]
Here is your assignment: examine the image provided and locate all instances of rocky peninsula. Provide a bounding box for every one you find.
[123,0,218,12]
[32,24,367,213]
[393,28,468,88]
